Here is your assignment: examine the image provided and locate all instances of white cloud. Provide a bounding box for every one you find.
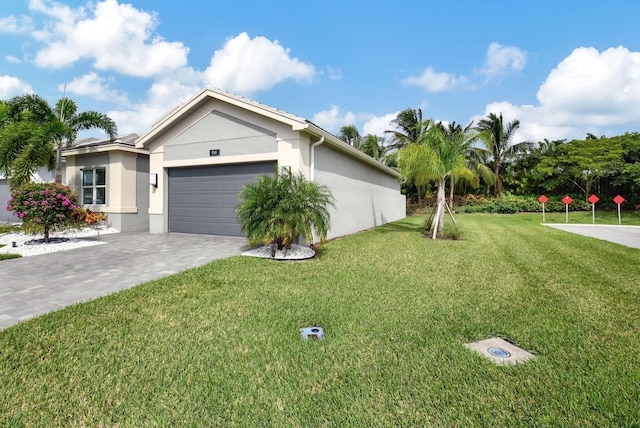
[404,42,526,92]
[362,112,399,138]
[108,79,201,134]
[478,42,527,79]
[0,75,34,98]
[537,46,640,126]
[402,66,467,92]
[472,46,640,143]
[9,2,318,134]
[0,14,34,33]
[311,106,356,133]
[326,66,342,81]
[6,55,22,64]
[61,72,130,106]
[31,0,189,77]
[203,32,315,93]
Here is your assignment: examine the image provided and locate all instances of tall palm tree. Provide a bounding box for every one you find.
[2,94,117,184]
[475,112,529,196]
[438,121,490,207]
[386,109,433,203]
[385,108,430,150]
[398,124,471,238]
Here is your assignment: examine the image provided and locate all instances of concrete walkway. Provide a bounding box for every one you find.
[543,224,640,249]
[0,233,248,330]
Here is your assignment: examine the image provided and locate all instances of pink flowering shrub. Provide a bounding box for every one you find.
[7,182,79,242]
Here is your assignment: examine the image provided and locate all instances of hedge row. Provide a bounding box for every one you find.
[409,194,596,214]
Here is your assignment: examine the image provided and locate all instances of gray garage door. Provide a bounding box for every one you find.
[168,162,276,235]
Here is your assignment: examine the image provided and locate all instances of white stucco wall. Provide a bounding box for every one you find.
[313,144,406,240]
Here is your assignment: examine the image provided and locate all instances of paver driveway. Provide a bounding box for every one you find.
[0,232,248,330]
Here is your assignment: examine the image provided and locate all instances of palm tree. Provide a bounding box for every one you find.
[236,170,335,257]
[398,124,471,238]
[2,94,117,184]
[386,108,433,203]
[385,108,429,150]
[339,125,361,147]
[357,134,394,163]
[438,121,490,207]
[0,116,57,188]
[475,112,530,196]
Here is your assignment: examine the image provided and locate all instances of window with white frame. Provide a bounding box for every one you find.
[82,168,106,205]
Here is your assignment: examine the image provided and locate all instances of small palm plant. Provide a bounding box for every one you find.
[236,170,334,257]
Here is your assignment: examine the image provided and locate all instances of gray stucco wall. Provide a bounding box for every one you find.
[314,144,406,240]
[107,154,150,233]
[0,179,19,223]
[164,110,277,162]
[131,154,150,231]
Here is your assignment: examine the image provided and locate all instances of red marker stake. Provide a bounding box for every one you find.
[538,195,548,222]
[562,196,573,224]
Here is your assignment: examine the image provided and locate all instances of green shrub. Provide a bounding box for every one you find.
[236,171,334,257]
[454,194,591,214]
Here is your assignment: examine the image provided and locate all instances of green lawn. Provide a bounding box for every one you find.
[0,245,21,260]
[1,213,639,426]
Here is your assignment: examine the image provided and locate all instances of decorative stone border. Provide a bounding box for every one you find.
[241,244,315,261]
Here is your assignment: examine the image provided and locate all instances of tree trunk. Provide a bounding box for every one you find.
[494,159,503,196]
[430,178,446,239]
[55,145,63,184]
[449,175,454,208]
[44,225,50,243]
[416,185,422,206]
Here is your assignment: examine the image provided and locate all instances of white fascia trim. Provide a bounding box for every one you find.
[162,152,279,169]
[63,144,148,157]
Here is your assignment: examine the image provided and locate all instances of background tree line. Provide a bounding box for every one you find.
[340,109,640,209]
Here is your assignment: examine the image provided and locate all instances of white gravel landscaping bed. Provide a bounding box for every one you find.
[0,226,119,257]
[241,244,315,260]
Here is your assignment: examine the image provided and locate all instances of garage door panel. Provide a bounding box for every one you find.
[194,181,219,192]
[168,162,275,236]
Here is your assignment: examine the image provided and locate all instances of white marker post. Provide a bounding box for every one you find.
[588,194,599,224]
[613,195,625,225]
[562,196,572,224]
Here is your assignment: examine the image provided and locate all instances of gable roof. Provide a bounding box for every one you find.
[136,87,400,177]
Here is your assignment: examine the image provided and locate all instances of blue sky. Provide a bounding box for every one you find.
[1,0,640,144]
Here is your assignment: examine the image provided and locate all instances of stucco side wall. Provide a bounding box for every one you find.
[0,179,19,222]
[314,144,406,240]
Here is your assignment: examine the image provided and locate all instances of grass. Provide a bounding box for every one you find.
[0,244,21,260]
[0,224,22,260]
[539,208,640,225]
[1,213,639,426]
